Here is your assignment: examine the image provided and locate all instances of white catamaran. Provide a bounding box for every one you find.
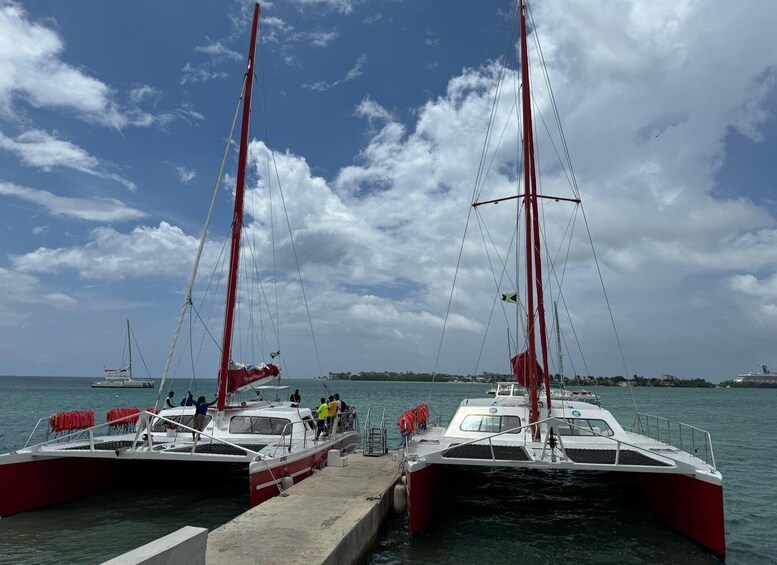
[0,2,359,519]
[90,319,154,389]
[396,0,725,558]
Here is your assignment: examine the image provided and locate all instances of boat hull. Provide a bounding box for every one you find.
[90,382,154,388]
[0,431,360,518]
[249,434,358,506]
[405,459,442,536]
[641,473,726,558]
[0,453,115,517]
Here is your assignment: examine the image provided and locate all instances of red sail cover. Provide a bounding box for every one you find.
[227,363,280,393]
[511,352,543,388]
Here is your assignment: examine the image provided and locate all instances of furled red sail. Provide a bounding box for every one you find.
[510,352,542,388]
[227,361,281,393]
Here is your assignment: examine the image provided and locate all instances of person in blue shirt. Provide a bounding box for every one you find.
[191,395,213,440]
[180,391,194,406]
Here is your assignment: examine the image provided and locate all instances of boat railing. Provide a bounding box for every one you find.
[632,413,715,468]
[361,407,371,451]
[22,411,265,460]
[272,420,304,457]
[136,412,265,458]
[24,415,127,449]
[363,407,388,456]
[419,416,678,469]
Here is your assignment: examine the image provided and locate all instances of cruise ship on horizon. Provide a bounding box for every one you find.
[735,364,777,384]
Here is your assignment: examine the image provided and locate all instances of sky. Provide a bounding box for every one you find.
[0,0,776,382]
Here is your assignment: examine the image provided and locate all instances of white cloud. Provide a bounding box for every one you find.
[0,5,155,129]
[304,54,366,91]
[355,96,395,126]
[308,30,339,48]
[175,165,197,184]
[12,221,206,280]
[0,182,146,222]
[0,129,137,190]
[128,85,162,105]
[290,0,355,15]
[179,62,229,85]
[195,38,242,60]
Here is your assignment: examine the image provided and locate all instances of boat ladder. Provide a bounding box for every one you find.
[362,407,388,457]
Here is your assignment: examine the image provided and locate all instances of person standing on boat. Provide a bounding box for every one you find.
[290,389,301,407]
[164,391,175,409]
[180,391,194,406]
[191,396,213,440]
[327,395,338,434]
[316,398,328,440]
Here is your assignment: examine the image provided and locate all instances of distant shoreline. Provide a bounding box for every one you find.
[326,372,728,387]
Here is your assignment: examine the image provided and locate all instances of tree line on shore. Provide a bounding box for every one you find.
[327,371,722,387]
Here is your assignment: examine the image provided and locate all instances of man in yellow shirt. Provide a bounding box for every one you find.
[316,398,328,440]
[327,395,338,434]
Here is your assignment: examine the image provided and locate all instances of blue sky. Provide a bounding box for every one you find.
[1,0,777,382]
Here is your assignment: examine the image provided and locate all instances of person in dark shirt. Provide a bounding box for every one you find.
[180,391,194,406]
[290,389,301,407]
[191,396,213,440]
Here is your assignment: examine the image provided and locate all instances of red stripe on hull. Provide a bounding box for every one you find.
[641,473,726,558]
[406,463,441,536]
[0,457,115,517]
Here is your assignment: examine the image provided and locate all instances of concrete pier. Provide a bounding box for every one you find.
[206,452,401,565]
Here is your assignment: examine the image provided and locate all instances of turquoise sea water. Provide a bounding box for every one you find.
[0,377,775,564]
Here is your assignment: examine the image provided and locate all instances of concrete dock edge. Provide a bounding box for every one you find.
[102,526,208,565]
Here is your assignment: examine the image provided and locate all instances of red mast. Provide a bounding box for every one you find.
[217,2,261,410]
[518,0,551,429]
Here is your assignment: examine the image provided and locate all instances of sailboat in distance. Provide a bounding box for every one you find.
[0,2,359,519]
[91,320,154,389]
[397,0,725,558]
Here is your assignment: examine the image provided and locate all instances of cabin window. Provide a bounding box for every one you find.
[302,416,317,431]
[229,416,292,435]
[152,414,212,432]
[557,418,614,437]
[460,415,522,433]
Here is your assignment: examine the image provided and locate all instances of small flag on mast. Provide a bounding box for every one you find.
[501,292,518,303]
[270,350,280,359]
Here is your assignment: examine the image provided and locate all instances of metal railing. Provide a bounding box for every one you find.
[631,413,716,469]
[22,411,265,460]
[418,416,679,469]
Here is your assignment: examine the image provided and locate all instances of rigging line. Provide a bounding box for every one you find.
[190,301,223,352]
[156,75,247,404]
[268,148,325,379]
[431,4,518,397]
[430,202,476,381]
[128,326,152,380]
[530,89,575,195]
[474,6,518,201]
[578,200,635,409]
[243,231,284,365]
[478,51,524,204]
[474,208,520,331]
[192,229,231,374]
[540,206,592,380]
[187,302,198,395]
[254,20,322,381]
[527,0,581,200]
[257,23,282,371]
[473,10,517,202]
